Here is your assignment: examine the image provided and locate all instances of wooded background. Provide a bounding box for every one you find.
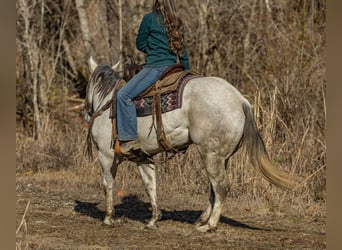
[16,0,326,203]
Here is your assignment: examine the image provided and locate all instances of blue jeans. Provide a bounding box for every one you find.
[116,66,168,141]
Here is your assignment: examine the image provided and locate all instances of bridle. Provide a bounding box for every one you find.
[84,97,93,120]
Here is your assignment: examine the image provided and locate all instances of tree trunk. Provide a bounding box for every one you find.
[18,0,41,140]
[75,0,91,56]
[118,0,123,71]
[75,0,112,63]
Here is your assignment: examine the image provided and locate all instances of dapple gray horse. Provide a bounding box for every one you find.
[85,57,296,232]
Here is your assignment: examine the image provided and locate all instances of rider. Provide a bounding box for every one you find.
[116,0,190,155]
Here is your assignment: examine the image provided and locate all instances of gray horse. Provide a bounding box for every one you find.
[85,57,296,232]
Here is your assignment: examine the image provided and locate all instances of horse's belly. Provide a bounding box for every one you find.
[137,108,190,151]
[165,125,190,147]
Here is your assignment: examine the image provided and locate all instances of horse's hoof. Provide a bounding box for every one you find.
[194,220,205,228]
[102,217,114,226]
[144,223,158,230]
[103,217,127,227]
[196,224,217,233]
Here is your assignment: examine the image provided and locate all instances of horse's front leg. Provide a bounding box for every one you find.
[99,152,118,226]
[138,163,161,228]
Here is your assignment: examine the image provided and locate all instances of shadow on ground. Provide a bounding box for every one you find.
[74,195,265,231]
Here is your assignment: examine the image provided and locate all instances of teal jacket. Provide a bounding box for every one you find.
[136,12,190,70]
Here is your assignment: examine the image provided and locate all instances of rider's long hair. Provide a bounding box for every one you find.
[153,0,185,58]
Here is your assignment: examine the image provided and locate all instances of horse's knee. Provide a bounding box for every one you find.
[102,172,113,187]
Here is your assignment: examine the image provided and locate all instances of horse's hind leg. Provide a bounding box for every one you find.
[138,163,161,228]
[195,183,214,227]
[196,153,228,232]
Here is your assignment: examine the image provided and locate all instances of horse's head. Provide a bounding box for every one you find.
[85,57,121,121]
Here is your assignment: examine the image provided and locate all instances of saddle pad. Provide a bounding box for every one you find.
[134,92,177,117]
[134,74,200,117]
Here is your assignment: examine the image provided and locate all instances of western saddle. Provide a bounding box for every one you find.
[112,59,199,157]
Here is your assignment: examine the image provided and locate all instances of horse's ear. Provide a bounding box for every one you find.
[112,60,120,72]
[89,56,98,73]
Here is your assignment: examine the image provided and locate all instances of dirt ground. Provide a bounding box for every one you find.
[16,172,326,249]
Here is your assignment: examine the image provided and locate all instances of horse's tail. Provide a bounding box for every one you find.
[242,102,297,190]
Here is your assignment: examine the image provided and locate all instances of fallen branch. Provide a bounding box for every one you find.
[16,200,30,235]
